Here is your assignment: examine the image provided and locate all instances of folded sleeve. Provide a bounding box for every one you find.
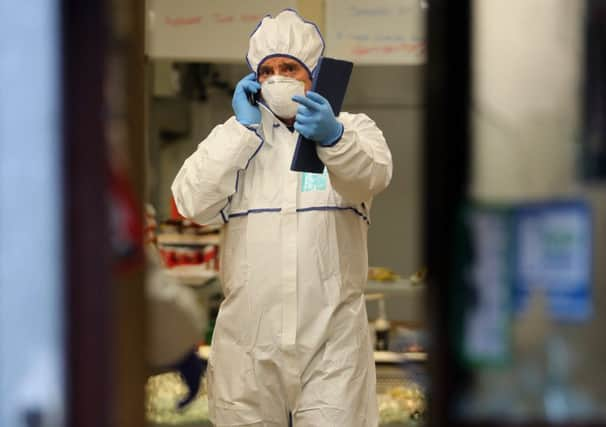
[171,117,263,225]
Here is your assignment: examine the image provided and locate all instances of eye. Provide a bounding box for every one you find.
[281,62,298,74]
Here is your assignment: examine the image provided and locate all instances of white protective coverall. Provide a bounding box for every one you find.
[172,9,393,427]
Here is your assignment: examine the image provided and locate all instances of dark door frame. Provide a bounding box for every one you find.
[62,1,113,426]
[62,1,146,426]
[423,0,472,424]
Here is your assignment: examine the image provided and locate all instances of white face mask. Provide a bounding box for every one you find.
[261,75,305,119]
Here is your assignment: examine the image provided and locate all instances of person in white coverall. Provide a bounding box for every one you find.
[171,9,392,427]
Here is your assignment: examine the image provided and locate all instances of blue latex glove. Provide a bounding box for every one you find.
[292,91,344,146]
[173,349,207,409]
[232,73,261,126]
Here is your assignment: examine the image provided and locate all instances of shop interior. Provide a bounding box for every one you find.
[142,1,606,426]
[2,1,606,427]
[143,3,428,425]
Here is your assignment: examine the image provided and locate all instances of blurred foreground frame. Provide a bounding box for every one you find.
[63,0,147,427]
[424,0,606,426]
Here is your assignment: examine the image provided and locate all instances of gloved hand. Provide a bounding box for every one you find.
[232,73,261,126]
[292,91,344,146]
[173,349,207,409]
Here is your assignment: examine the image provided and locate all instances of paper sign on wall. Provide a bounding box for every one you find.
[325,0,426,65]
[146,0,296,61]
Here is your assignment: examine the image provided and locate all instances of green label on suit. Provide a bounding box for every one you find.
[301,168,328,192]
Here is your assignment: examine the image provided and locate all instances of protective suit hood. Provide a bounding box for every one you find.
[246,9,325,77]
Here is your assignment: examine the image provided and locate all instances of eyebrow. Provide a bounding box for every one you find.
[280,60,300,69]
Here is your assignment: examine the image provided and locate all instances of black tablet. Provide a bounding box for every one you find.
[290,57,354,173]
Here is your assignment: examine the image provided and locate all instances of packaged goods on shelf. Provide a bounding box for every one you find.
[156,219,222,270]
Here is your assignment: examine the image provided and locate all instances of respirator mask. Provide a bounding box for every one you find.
[261,75,306,119]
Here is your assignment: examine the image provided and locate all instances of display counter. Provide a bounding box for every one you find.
[146,349,427,427]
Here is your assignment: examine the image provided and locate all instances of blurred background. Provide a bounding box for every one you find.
[0,0,605,426]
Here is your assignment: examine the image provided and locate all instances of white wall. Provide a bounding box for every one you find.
[344,65,424,276]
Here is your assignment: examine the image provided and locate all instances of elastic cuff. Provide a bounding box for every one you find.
[318,123,344,147]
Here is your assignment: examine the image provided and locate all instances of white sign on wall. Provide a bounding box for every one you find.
[146,0,296,62]
[325,0,426,65]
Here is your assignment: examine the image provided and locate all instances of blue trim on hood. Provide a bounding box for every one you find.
[248,12,271,37]
[245,13,271,72]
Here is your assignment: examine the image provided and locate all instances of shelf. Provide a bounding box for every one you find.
[375,351,427,364]
[157,233,220,246]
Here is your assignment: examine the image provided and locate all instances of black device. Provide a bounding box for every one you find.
[246,88,260,105]
[290,57,354,173]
